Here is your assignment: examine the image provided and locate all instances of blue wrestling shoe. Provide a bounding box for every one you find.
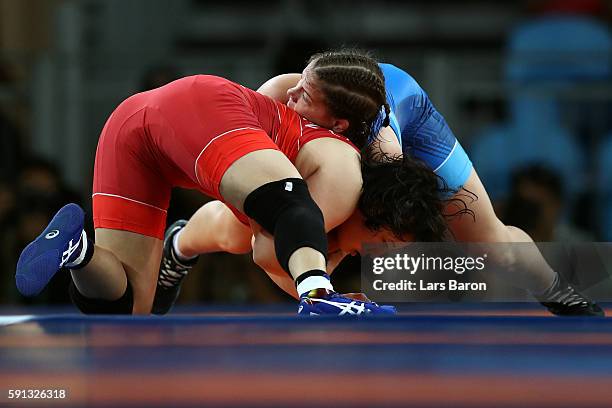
[16,203,87,297]
[298,289,397,316]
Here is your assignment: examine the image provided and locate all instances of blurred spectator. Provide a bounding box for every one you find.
[470,0,611,206]
[17,156,83,210]
[0,178,16,229]
[502,164,593,242]
[529,0,612,156]
[0,178,17,301]
[0,110,25,185]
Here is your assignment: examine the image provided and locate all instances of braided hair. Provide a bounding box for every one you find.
[308,49,390,150]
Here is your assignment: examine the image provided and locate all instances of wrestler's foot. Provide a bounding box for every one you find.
[537,274,604,317]
[16,203,88,296]
[298,289,397,316]
[152,220,198,315]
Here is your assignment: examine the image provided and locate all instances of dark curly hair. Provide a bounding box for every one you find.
[359,151,476,242]
[308,48,390,150]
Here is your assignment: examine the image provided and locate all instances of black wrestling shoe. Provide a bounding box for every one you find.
[151,220,198,315]
[538,274,605,317]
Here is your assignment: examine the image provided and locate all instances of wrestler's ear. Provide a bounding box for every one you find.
[331,118,349,133]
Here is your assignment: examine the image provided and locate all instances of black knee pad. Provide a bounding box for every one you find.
[69,280,134,314]
[244,178,327,272]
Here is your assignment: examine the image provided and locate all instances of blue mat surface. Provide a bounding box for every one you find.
[1,304,611,407]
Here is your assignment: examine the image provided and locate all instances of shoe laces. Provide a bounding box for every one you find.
[158,252,190,288]
[546,285,589,307]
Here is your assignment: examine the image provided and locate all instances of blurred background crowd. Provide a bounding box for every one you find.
[0,0,610,306]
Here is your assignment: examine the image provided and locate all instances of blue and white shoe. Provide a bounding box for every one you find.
[298,289,397,316]
[16,203,86,297]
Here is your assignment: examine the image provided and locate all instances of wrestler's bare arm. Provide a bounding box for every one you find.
[374,126,403,156]
[294,139,362,230]
[257,73,301,103]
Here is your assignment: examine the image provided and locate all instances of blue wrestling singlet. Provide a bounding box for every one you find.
[379,63,473,193]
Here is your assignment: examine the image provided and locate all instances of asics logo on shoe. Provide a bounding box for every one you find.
[59,237,82,268]
[45,230,60,239]
[312,298,367,315]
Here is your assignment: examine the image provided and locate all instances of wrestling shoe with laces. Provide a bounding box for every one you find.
[537,274,604,316]
[151,220,198,315]
[298,288,397,316]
